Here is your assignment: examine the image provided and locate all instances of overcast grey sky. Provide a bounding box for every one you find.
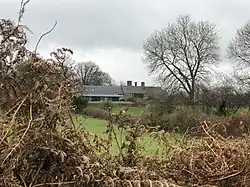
[0,0,249,86]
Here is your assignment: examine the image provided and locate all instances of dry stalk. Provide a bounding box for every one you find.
[33,181,75,187]
[1,95,33,166]
[0,95,28,146]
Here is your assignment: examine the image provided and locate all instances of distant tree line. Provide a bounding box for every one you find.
[74,61,113,86]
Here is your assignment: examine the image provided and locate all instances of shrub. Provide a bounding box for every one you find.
[171,109,209,133]
[72,96,88,113]
[126,97,136,102]
[228,114,250,136]
[125,97,137,106]
[185,113,250,138]
[214,100,240,116]
[83,107,109,120]
[102,101,113,111]
[151,101,176,116]
[144,107,210,133]
[166,134,250,186]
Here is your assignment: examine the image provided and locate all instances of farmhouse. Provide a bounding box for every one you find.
[81,85,124,101]
[80,81,164,101]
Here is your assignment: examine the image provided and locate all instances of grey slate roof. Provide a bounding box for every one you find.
[122,86,146,94]
[82,85,124,97]
[79,85,163,97]
[144,86,164,95]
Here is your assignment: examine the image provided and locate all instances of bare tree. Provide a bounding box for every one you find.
[228,22,250,65]
[75,61,112,86]
[228,21,250,85]
[142,15,220,103]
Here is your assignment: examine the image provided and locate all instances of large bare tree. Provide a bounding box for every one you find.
[142,15,220,103]
[228,21,250,85]
[75,61,112,86]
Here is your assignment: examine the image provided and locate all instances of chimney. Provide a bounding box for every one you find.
[141,82,145,87]
[127,80,132,86]
[135,82,137,87]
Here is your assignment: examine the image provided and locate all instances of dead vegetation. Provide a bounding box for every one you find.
[1,1,250,187]
[188,114,250,138]
[166,131,250,187]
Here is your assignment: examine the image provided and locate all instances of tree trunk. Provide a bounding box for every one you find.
[189,89,195,106]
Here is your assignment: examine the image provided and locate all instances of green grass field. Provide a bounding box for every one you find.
[76,104,215,156]
[75,115,183,156]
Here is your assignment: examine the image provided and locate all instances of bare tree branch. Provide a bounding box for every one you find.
[17,0,31,25]
[228,21,250,86]
[228,22,250,67]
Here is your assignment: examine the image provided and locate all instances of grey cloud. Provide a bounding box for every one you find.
[1,0,250,84]
[1,0,250,52]
[20,0,161,51]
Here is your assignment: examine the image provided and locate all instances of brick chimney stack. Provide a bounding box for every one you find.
[127,80,132,86]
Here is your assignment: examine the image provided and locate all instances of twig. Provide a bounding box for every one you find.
[34,21,57,53]
[211,166,245,182]
[33,181,75,187]
[183,169,199,181]
[108,108,124,159]
[111,122,124,159]
[0,95,28,146]
[1,95,33,166]
[203,140,219,159]
[66,103,77,131]
[17,173,28,187]
[136,104,151,125]
[1,73,48,118]
[29,152,49,187]
[201,121,218,143]
[0,74,48,146]
[2,97,28,117]
[17,0,31,25]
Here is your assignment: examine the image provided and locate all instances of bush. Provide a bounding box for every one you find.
[126,97,136,102]
[72,96,88,114]
[170,109,209,133]
[214,100,240,116]
[166,134,250,186]
[102,101,113,111]
[125,97,138,106]
[144,107,210,133]
[151,101,176,116]
[83,107,110,120]
[146,95,154,101]
[227,114,250,137]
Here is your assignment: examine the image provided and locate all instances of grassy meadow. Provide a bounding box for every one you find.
[75,113,183,156]
[76,103,230,156]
